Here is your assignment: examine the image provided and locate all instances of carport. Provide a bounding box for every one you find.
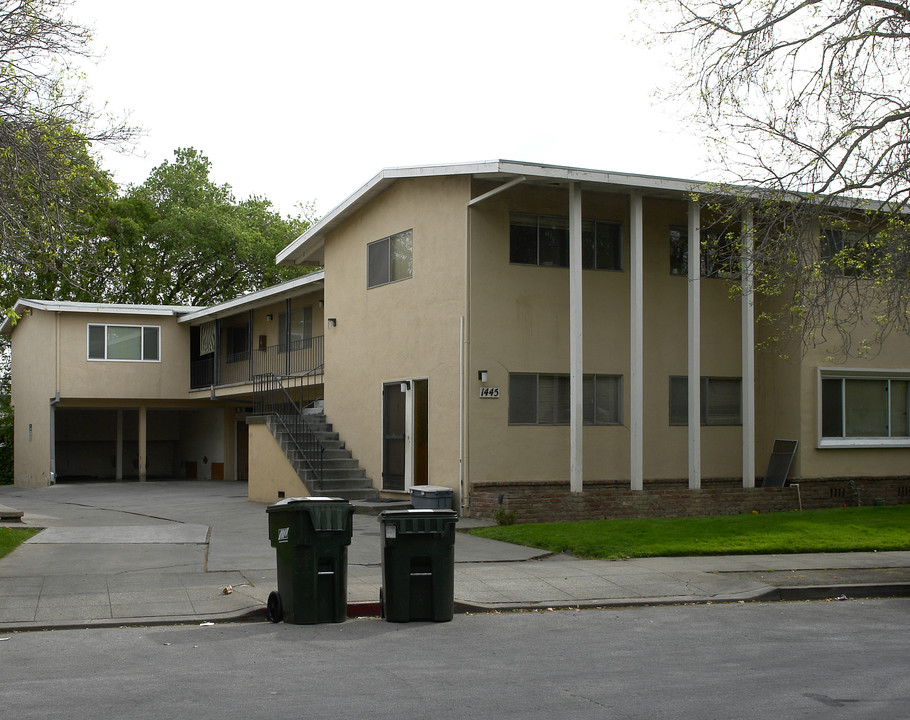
[53,407,229,481]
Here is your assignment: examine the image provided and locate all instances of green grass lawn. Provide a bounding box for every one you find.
[0,526,39,559]
[469,506,910,559]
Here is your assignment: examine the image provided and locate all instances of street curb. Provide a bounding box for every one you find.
[2,583,909,633]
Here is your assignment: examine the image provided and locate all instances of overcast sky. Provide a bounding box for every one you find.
[72,0,708,218]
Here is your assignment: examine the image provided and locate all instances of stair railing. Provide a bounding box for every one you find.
[253,372,325,483]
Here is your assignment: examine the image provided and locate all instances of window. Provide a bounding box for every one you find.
[822,227,862,259]
[669,376,742,425]
[509,213,623,270]
[821,373,910,443]
[279,305,313,351]
[368,229,413,288]
[87,324,160,362]
[225,323,249,363]
[509,373,623,425]
[669,226,739,278]
[821,227,879,277]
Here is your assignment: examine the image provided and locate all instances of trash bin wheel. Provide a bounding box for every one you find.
[266,591,283,623]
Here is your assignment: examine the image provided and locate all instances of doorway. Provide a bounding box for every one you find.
[236,419,249,481]
[382,379,428,491]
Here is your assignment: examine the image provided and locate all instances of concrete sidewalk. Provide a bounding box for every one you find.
[1,481,909,631]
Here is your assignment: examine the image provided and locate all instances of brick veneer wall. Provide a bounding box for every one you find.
[468,477,910,524]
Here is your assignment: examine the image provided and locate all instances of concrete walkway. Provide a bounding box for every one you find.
[1,481,909,631]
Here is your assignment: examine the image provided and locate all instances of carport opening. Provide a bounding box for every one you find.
[54,407,227,482]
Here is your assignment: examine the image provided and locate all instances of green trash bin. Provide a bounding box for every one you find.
[266,497,355,624]
[379,509,458,623]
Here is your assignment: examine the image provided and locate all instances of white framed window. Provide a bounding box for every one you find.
[508,373,623,425]
[368,229,413,289]
[509,212,623,270]
[819,369,910,447]
[669,376,742,425]
[87,324,160,362]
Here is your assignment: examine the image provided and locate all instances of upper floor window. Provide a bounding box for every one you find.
[88,324,160,362]
[224,323,249,363]
[279,305,313,351]
[669,376,742,425]
[510,212,623,270]
[368,229,413,288]
[821,227,879,277]
[821,372,909,443]
[509,372,623,425]
[670,226,739,278]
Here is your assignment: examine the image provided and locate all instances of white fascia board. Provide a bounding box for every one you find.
[276,161,508,266]
[276,160,722,267]
[177,270,325,324]
[275,158,895,267]
[1,298,199,334]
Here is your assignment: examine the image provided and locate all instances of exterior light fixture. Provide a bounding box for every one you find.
[266,314,273,322]
[478,370,488,382]
[328,318,337,327]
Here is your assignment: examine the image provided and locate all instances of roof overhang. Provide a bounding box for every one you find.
[277,159,898,267]
[177,270,325,324]
[276,160,729,267]
[0,299,199,335]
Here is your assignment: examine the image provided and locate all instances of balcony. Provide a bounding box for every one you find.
[190,335,324,390]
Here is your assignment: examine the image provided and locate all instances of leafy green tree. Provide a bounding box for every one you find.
[0,0,132,313]
[643,0,910,357]
[100,148,315,305]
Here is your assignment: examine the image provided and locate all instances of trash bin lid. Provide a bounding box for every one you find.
[409,485,453,496]
[267,496,348,510]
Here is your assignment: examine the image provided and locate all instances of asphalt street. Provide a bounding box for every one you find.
[1,598,908,719]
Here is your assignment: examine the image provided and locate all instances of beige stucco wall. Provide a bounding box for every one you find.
[54,311,190,399]
[796,333,910,479]
[10,308,242,485]
[10,310,57,487]
[247,421,311,503]
[467,186,746,485]
[753,277,910,482]
[322,176,469,501]
[248,291,325,349]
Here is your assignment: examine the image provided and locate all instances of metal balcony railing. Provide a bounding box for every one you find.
[190,335,324,390]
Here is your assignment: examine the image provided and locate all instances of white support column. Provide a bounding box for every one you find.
[569,181,584,493]
[741,206,756,488]
[687,201,702,490]
[138,406,147,483]
[630,191,644,492]
[116,409,123,481]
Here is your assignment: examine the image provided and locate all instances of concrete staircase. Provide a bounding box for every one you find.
[266,410,379,501]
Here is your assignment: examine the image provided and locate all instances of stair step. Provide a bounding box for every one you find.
[299,467,367,480]
[263,409,374,501]
[318,488,380,501]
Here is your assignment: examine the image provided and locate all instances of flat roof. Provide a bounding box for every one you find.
[0,299,199,334]
[177,270,325,323]
[1,271,326,334]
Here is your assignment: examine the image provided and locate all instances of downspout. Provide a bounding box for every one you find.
[50,311,61,485]
[49,392,60,485]
[459,315,465,514]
